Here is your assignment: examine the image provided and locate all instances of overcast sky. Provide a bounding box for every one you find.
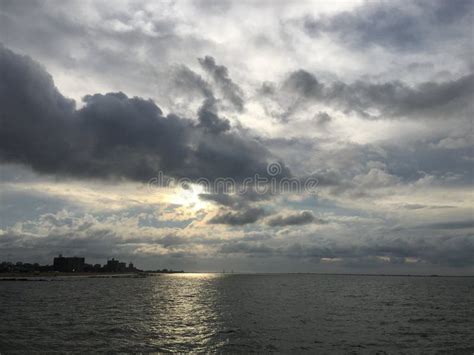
[0,0,473,274]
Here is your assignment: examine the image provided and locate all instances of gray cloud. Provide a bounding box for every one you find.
[197,97,231,134]
[172,65,214,101]
[302,0,473,52]
[198,55,244,112]
[171,65,232,133]
[199,188,273,209]
[208,207,266,225]
[0,187,75,229]
[280,69,474,119]
[314,111,332,126]
[219,241,273,256]
[266,210,326,227]
[199,192,239,207]
[283,69,324,98]
[400,204,455,210]
[261,134,473,197]
[413,220,474,230]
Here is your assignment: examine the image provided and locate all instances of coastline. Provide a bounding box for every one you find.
[0,272,148,281]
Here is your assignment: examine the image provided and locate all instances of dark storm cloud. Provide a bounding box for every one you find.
[281,69,474,119]
[0,46,283,182]
[302,0,473,51]
[266,211,326,227]
[198,55,245,112]
[208,207,266,226]
[0,44,76,172]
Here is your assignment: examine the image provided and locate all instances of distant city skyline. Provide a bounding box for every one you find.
[0,255,139,273]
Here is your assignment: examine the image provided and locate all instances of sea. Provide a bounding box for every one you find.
[0,273,473,353]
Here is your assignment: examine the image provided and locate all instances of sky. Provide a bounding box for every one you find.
[0,0,473,274]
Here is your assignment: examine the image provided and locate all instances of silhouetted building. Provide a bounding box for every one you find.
[104,258,127,272]
[53,254,85,272]
[103,258,135,272]
[105,258,118,272]
[83,263,102,272]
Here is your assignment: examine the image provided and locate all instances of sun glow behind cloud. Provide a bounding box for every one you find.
[167,184,210,212]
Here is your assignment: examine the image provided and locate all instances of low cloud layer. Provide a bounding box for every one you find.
[208,207,266,226]
[2,209,473,272]
[266,211,325,227]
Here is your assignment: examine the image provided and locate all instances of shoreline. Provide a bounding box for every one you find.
[0,272,147,281]
[1,272,472,281]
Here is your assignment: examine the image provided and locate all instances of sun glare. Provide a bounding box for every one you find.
[168,184,209,211]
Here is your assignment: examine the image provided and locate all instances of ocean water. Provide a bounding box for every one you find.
[0,274,473,353]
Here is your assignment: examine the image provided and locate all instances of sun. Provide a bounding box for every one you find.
[168,184,209,211]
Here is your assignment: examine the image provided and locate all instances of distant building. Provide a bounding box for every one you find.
[105,258,118,272]
[83,263,102,272]
[53,254,85,272]
[104,258,126,272]
[103,258,136,272]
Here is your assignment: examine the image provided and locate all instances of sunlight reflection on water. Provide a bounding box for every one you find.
[149,273,222,351]
[0,274,473,352]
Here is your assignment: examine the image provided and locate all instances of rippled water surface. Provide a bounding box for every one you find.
[1,274,473,352]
